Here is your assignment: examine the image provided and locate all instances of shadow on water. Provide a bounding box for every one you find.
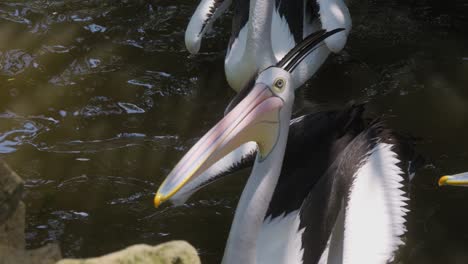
[0,0,467,263]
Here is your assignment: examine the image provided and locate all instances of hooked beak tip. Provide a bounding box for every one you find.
[154,194,163,208]
[438,175,449,187]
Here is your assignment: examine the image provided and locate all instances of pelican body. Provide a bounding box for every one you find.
[154,30,410,264]
[185,0,352,92]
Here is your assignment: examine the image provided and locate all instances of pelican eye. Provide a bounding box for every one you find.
[273,78,285,92]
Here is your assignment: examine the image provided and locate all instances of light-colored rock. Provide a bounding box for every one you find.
[0,244,62,264]
[0,201,26,249]
[56,241,201,264]
[0,160,24,224]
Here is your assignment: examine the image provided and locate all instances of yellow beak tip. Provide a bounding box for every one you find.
[154,194,163,208]
[438,176,449,187]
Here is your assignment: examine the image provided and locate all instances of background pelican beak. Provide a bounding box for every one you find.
[154,83,283,207]
[438,172,468,187]
[185,0,232,54]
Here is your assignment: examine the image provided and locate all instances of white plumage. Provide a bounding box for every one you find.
[344,143,408,264]
[186,0,352,92]
[257,211,305,264]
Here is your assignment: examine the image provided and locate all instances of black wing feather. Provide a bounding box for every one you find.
[229,0,250,50]
[299,122,402,264]
[266,104,366,218]
[276,0,304,43]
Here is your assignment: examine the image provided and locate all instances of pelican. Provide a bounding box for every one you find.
[439,172,468,187]
[154,30,409,264]
[185,0,352,92]
[185,0,352,169]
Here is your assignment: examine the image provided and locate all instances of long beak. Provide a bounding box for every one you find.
[439,172,468,187]
[154,84,283,207]
[185,0,232,54]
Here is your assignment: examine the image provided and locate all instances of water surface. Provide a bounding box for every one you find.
[0,0,468,263]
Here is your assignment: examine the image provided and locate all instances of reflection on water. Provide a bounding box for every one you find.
[0,0,467,263]
[0,111,58,153]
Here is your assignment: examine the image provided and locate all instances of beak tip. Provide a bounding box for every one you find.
[438,175,449,187]
[154,194,162,208]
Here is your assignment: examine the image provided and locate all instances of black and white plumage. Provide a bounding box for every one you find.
[286,115,409,264]
[158,104,411,264]
[185,0,352,92]
[155,31,410,264]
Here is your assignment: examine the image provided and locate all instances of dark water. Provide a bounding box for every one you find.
[0,0,467,263]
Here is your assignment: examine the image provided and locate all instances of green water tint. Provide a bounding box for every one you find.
[0,0,467,263]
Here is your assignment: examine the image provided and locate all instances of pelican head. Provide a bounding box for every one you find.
[155,29,344,207]
[155,67,293,207]
[439,172,468,187]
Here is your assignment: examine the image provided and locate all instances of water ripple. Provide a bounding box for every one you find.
[0,6,32,25]
[109,192,145,205]
[0,112,58,154]
[42,45,73,54]
[78,96,123,117]
[0,49,38,76]
[84,24,106,33]
[129,70,192,99]
[51,210,89,221]
[36,133,178,154]
[117,102,146,114]
[56,175,156,199]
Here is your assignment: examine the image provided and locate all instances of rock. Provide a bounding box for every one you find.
[0,160,62,264]
[0,244,62,264]
[0,202,25,249]
[56,241,201,264]
[0,160,198,264]
[0,160,24,224]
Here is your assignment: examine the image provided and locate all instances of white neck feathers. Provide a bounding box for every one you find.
[222,104,294,264]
